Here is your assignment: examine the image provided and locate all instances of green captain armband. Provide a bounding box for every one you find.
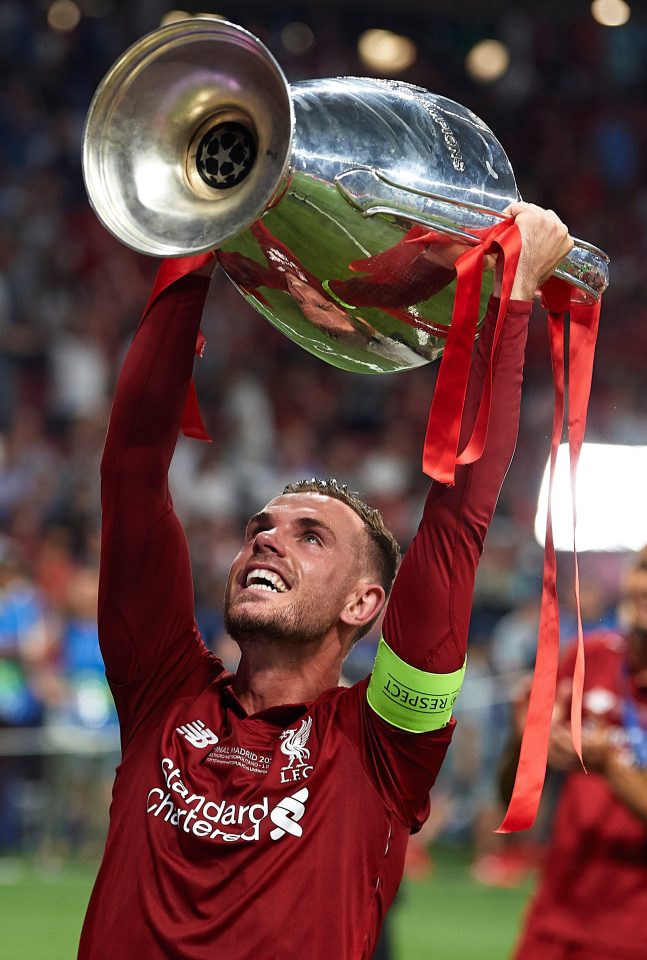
[366,637,466,733]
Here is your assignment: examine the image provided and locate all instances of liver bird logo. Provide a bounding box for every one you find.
[279,717,312,770]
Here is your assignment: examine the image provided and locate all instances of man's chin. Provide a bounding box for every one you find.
[224,601,330,648]
[224,602,289,643]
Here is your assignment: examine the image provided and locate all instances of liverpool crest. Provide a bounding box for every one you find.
[279,717,313,783]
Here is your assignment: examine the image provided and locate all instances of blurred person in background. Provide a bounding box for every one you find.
[0,537,52,852]
[43,565,118,861]
[77,204,573,959]
[484,563,628,888]
[501,547,647,960]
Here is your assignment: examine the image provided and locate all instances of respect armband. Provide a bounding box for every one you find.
[366,637,466,733]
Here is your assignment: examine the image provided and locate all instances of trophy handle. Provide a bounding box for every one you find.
[336,168,609,304]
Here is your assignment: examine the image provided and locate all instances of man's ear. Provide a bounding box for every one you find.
[339,582,385,631]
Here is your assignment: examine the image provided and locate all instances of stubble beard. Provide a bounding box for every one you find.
[224,590,338,648]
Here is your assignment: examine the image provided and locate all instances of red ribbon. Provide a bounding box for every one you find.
[497,281,600,832]
[421,219,522,484]
[145,254,214,443]
[418,225,601,832]
[497,290,566,831]
[566,293,600,762]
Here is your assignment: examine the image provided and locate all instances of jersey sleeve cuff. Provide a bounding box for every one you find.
[488,295,533,313]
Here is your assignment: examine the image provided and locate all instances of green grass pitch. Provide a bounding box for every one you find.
[0,845,532,959]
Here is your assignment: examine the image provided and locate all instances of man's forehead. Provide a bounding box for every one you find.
[257,493,364,528]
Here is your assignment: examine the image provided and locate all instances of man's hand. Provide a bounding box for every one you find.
[581,720,614,774]
[547,723,581,773]
[546,681,582,772]
[506,675,580,772]
[496,201,574,301]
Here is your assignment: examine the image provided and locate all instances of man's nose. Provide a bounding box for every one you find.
[252,529,286,556]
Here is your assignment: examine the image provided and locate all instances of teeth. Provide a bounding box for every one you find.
[245,568,288,592]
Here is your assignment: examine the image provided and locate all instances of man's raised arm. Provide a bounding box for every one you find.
[367,204,574,732]
[98,256,214,686]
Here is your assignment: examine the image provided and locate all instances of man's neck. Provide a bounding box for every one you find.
[233,636,345,715]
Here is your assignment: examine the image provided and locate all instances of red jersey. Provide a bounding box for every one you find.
[514,632,647,960]
[78,264,531,959]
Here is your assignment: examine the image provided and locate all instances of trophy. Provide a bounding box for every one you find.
[82,18,609,375]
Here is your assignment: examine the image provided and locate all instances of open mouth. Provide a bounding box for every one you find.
[244,568,289,594]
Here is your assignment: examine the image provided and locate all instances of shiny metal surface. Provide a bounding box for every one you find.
[82,19,293,256]
[83,19,610,375]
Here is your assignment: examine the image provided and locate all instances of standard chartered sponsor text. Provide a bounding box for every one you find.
[146,758,309,843]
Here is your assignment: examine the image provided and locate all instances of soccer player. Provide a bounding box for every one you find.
[78,203,572,959]
[507,548,647,960]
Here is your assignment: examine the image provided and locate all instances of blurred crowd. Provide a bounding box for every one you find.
[1,0,647,864]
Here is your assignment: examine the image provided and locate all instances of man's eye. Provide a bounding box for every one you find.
[302,532,322,545]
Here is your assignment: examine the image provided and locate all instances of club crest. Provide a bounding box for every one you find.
[279,717,313,783]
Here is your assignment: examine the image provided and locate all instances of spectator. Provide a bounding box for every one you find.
[0,537,52,851]
[502,548,647,960]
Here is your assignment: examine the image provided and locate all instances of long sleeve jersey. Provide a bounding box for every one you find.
[78,260,531,960]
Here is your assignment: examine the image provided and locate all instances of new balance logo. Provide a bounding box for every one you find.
[269,787,309,841]
[176,720,219,749]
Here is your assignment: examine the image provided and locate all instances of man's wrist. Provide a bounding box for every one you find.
[583,740,614,777]
[598,748,623,780]
[510,282,538,300]
[493,274,537,302]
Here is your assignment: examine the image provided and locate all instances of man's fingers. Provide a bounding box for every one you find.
[502,201,571,237]
[502,201,553,218]
[503,201,535,217]
[500,202,575,298]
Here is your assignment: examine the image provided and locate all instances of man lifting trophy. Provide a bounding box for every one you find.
[78,17,606,959]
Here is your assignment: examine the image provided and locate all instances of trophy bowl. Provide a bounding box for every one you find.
[83,18,609,374]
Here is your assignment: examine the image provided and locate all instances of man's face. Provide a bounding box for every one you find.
[224,493,372,647]
[285,275,360,338]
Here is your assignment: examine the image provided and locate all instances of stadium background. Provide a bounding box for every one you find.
[0,1,645,957]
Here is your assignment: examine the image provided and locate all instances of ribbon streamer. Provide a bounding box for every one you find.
[497,282,599,831]
[419,224,601,831]
[421,220,522,484]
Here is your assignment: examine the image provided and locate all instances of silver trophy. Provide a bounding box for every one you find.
[83,18,609,374]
